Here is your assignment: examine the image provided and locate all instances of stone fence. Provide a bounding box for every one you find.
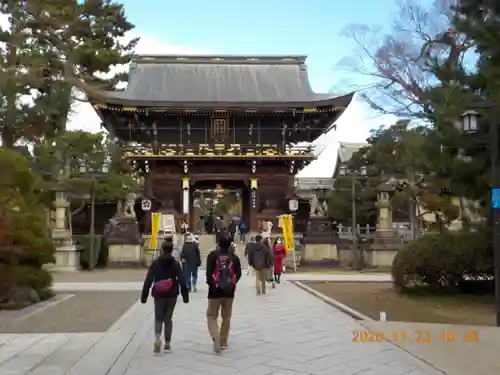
[336,224,415,243]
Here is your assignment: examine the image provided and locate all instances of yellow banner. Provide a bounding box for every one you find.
[151,212,161,249]
[281,214,294,252]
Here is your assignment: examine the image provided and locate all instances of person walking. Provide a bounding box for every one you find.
[163,236,181,262]
[205,232,242,353]
[244,236,255,275]
[181,220,189,235]
[141,241,189,354]
[180,233,201,292]
[272,237,286,284]
[228,220,237,243]
[204,213,214,235]
[262,219,273,239]
[214,216,224,242]
[247,234,273,295]
[262,237,276,289]
[239,220,247,243]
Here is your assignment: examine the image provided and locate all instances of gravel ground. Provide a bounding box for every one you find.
[0,291,139,333]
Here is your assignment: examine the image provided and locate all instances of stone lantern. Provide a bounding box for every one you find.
[51,190,80,272]
[376,181,396,239]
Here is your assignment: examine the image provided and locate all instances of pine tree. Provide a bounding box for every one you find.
[0,0,138,146]
[25,0,138,100]
[455,0,500,101]
[0,1,45,147]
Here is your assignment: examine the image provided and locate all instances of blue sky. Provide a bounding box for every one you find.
[120,0,399,93]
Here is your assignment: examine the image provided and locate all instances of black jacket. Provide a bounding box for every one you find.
[228,222,237,234]
[244,242,252,258]
[205,248,242,299]
[247,242,273,270]
[181,242,201,266]
[141,253,189,303]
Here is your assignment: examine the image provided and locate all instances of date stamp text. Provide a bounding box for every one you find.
[352,329,479,344]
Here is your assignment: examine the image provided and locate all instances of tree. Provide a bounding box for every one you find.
[0,0,138,146]
[336,0,474,119]
[0,1,47,147]
[423,1,500,221]
[32,131,140,219]
[26,0,138,100]
[336,0,485,227]
[0,148,55,306]
[327,177,377,227]
[348,120,460,233]
[455,0,500,100]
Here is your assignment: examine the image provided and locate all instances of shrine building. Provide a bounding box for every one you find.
[91,55,353,233]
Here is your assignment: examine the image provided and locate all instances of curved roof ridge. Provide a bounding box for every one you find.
[132,54,307,65]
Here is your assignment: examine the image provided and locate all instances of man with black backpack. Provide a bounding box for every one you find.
[141,241,189,354]
[205,231,242,354]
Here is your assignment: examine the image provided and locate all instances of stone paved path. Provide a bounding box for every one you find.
[0,275,444,375]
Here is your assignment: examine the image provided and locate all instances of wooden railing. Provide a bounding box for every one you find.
[122,143,314,158]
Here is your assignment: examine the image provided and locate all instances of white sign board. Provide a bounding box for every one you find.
[160,214,176,233]
[289,199,299,212]
[141,199,152,211]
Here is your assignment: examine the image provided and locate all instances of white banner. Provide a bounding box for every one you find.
[182,190,189,214]
[160,214,176,233]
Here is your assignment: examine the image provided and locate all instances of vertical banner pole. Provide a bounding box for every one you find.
[151,212,161,259]
[281,214,296,272]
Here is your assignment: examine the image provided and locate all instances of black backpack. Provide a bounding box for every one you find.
[213,254,236,292]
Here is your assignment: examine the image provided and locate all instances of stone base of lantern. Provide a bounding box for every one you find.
[374,228,399,240]
[304,217,336,245]
[108,244,143,268]
[303,243,338,261]
[53,243,81,272]
[49,229,81,272]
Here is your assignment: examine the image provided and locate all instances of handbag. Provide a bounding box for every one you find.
[153,278,173,293]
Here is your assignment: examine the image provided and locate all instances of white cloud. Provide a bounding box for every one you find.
[67,32,213,132]
[296,96,397,178]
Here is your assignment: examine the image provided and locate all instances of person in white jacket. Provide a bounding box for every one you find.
[262,220,273,239]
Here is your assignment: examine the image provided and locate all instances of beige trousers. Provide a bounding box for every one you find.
[206,298,234,346]
[255,269,267,294]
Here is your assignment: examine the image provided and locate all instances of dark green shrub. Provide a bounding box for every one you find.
[0,264,53,291]
[0,264,53,302]
[1,209,55,266]
[392,227,493,293]
[0,148,55,306]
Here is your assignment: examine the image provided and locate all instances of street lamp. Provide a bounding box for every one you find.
[460,110,479,134]
[79,163,109,270]
[459,107,500,327]
[338,164,368,240]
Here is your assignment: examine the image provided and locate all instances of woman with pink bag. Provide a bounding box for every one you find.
[141,241,190,354]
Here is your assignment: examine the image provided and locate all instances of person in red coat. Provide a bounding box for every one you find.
[272,237,286,284]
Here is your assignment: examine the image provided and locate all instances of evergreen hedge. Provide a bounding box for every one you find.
[392,226,494,293]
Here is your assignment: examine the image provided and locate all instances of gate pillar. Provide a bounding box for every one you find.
[249,177,259,232]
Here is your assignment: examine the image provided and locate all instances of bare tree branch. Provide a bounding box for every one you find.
[335,0,474,119]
